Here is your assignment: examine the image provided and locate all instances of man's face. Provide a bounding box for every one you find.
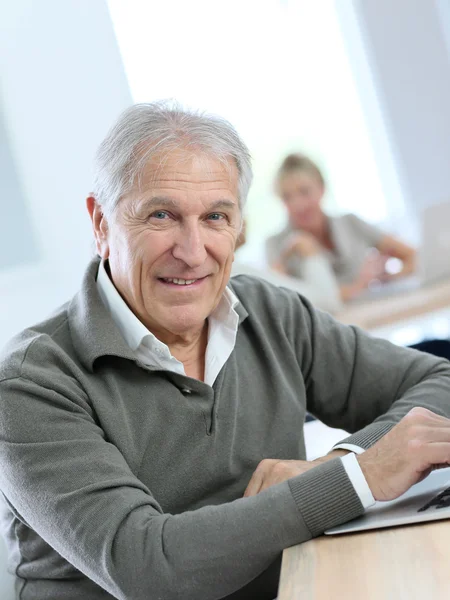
[92,151,241,338]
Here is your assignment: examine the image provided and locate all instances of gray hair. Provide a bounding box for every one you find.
[93,100,253,215]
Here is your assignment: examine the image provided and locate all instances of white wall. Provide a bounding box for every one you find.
[0,0,132,347]
[436,0,450,61]
[0,101,38,270]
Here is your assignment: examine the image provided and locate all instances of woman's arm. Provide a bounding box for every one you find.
[339,252,387,302]
[377,234,417,280]
[339,234,416,301]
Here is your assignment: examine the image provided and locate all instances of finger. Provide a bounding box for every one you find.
[412,441,450,471]
[243,471,264,498]
[427,426,450,442]
[255,461,291,494]
[258,474,288,494]
[410,426,450,444]
[427,413,450,427]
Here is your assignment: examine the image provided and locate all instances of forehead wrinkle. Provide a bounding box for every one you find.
[141,172,235,189]
[129,152,240,213]
[135,196,238,212]
[156,174,232,183]
[137,150,238,191]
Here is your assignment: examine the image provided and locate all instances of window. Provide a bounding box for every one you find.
[108,0,392,264]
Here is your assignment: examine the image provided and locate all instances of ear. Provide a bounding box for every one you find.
[86,195,110,259]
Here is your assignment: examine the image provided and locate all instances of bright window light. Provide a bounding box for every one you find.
[108,0,389,263]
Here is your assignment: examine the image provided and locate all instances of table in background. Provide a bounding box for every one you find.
[278,519,450,600]
[335,277,450,344]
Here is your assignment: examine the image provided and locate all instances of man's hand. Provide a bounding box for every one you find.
[358,407,450,502]
[312,449,351,464]
[243,450,351,498]
[243,459,317,497]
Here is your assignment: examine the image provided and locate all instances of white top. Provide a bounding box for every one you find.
[232,254,343,314]
[96,261,374,509]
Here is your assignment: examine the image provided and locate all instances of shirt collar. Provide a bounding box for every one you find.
[96,260,149,351]
[96,260,240,353]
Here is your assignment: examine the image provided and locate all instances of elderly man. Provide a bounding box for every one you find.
[1,103,450,600]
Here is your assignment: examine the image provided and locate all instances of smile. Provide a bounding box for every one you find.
[159,277,205,286]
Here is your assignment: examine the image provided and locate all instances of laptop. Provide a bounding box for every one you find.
[325,467,450,535]
[358,201,450,299]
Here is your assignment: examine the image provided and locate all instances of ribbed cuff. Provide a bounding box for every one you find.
[288,458,364,537]
[334,422,395,450]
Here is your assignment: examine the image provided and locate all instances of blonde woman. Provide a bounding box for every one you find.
[267,154,416,301]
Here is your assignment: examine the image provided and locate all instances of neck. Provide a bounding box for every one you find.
[168,323,208,360]
[298,212,329,245]
[168,323,208,381]
[149,321,208,381]
[316,214,329,245]
[145,319,207,354]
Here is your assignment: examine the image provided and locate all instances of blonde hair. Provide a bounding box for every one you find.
[275,153,325,190]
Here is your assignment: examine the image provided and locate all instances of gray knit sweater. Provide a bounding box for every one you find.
[1,258,450,600]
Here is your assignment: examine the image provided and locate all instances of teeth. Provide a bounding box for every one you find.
[164,278,197,285]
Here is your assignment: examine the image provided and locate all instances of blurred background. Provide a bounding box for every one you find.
[1,0,450,346]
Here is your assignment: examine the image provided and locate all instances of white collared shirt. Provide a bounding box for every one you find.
[96,261,374,509]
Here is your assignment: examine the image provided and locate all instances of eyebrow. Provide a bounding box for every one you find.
[138,197,238,211]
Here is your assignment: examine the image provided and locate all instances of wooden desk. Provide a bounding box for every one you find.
[278,520,450,600]
[335,278,450,331]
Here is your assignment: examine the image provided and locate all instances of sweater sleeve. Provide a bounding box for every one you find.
[298,299,450,447]
[0,367,363,600]
[347,213,385,248]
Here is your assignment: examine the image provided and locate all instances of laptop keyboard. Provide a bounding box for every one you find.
[418,486,450,512]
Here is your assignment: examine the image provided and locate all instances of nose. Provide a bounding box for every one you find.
[171,221,208,269]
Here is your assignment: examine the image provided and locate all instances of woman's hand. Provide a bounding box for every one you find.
[376,234,417,280]
[340,252,388,301]
[280,232,322,260]
[357,251,389,288]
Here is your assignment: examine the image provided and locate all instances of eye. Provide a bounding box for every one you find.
[150,210,170,220]
[207,213,225,221]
